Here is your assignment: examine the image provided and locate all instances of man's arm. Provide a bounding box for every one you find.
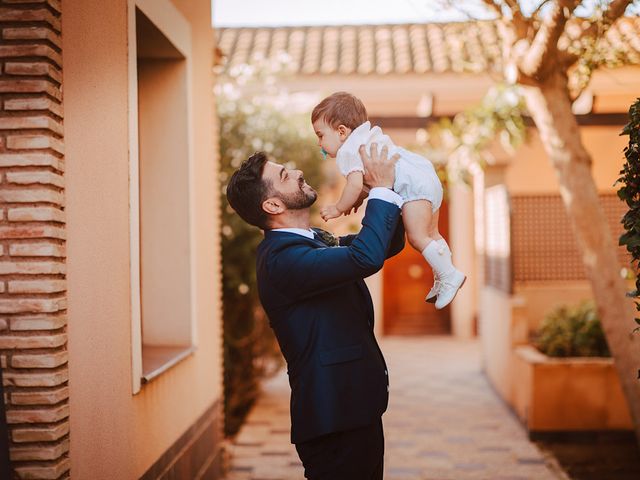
[340,178,405,256]
[269,198,401,299]
[339,212,405,258]
[387,216,405,258]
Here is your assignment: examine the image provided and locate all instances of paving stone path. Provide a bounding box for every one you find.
[223,337,567,480]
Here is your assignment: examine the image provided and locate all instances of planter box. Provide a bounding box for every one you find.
[512,345,633,435]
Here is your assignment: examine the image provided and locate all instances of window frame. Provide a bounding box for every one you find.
[127,0,196,394]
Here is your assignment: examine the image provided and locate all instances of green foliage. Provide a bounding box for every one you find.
[533,301,611,357]
[217,57,323,436]
[617,98,640,333]
[425,84,527,184]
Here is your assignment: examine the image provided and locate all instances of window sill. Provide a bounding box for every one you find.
[141,345,195,385]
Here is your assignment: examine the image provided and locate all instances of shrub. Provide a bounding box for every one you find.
[617,97,640,333]
[217,56,323,436]
[533,301,610,357]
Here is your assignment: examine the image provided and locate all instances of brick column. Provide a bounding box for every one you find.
[0,1,69,478]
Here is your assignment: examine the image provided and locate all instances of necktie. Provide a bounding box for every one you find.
[313,229,339,247]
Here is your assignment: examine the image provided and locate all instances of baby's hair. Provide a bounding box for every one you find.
[311,92,368,130]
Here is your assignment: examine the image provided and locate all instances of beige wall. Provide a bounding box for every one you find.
[63,0,221,477]
[513,282,593,332]
[449,182,476,338]
[505,125,627,194]
[479,286,517,400]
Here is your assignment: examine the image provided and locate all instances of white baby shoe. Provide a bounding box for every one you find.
[435,270,466,310]
[425,277,440,303]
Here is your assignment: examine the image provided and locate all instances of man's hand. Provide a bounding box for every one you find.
[360,143,399,190]
[320,204,342,222]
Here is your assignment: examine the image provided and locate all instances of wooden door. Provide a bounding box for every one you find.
[383,201,451,335]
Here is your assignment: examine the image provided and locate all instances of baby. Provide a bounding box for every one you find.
[312,92,465,309]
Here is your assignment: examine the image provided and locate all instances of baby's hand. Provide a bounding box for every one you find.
[320,205,342,222]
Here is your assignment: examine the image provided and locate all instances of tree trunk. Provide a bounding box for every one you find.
[522,71,640,445]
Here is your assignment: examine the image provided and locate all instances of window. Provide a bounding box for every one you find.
[128,2,195,393]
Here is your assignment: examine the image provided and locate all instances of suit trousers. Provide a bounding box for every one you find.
[294,418,384,480]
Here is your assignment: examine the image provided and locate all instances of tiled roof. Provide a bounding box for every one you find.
[215,18,640,75]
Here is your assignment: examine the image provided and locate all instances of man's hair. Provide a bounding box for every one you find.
[226,152,272,230]
[311,91,368,130]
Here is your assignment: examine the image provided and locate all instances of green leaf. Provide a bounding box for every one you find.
[619,231,640,248]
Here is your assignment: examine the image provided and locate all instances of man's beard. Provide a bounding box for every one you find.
[279,179,317,210]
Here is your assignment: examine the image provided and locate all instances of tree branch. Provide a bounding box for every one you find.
[518,0,580,79]
[577,0,634,42]
[603,0,635,25]
[504,0,531,38]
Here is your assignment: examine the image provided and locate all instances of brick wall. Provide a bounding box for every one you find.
[0,1,69,478]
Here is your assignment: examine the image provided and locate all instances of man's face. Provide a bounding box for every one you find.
[262,161,317,210]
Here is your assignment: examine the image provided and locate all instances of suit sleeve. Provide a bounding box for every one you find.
[269,199,401,299]
[338,234,357,247]
[387,217,405,258]
[340,214,405,259]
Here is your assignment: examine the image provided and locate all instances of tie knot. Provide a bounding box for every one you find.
[313,229,339,247]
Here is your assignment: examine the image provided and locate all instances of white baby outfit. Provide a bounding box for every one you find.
[336,121,443,212]
[336,121,465,310]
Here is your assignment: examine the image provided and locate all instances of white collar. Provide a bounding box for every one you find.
[271,227,315,239]
[341,121,372,153]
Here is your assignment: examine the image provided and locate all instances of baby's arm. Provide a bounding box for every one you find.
[351,186,370,213]
[320,171,364,221]
[337,171,364,212]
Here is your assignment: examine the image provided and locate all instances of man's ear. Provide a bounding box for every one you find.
[262,196,285,215]
[337,124,351,140]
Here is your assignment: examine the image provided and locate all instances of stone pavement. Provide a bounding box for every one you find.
[223,337,568,480]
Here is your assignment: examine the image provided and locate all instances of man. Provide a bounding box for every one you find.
[226,144,405,479]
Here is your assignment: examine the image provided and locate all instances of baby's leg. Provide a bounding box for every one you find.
[403,200,454,275]
[403,200,465,309]
[427,208,443,242]
[402,200,436,253]
[427,207,450,266]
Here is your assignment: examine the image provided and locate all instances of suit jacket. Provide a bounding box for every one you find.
[256,199,405,444]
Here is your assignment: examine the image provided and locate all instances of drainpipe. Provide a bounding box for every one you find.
[0,366,10,477]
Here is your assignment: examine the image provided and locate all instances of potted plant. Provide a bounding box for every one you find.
[512,301,633,437]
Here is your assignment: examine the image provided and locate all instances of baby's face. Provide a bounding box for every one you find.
[312,119,349,158]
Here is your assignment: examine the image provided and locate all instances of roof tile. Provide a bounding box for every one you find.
[216,19,640,76]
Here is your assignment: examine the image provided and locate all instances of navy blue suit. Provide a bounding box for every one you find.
[256,199,405,445]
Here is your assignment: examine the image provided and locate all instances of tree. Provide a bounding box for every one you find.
[440,0,640,443]
[216,57,323,435]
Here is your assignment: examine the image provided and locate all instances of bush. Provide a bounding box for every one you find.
[617,97,640,333]
[217,56,323,436]
[533,301,610,357]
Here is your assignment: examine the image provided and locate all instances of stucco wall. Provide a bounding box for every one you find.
[63,0,221,477]
[505,126,627,194]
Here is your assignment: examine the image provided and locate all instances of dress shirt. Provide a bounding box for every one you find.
[271,227,316,239]
[368,187,403,208]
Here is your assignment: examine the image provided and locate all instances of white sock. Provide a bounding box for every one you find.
[422,240,456,279]
[437,238,452,256]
